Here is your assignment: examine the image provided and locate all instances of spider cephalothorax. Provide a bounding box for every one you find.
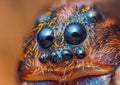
[19,3,120,85]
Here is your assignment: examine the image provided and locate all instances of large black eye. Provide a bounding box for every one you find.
[37,26,54,49]
[64,23,87,45]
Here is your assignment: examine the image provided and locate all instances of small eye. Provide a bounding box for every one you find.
[64,23,87,45]
[35,13,56,26]
[75,48,86,59]
[61,49,73,61]
[50,51,58,64]
[37,26,54,49]
[86,9,105,23]
[39,53,49,64]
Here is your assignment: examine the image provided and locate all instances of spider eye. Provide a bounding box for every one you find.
[75,48,86,59]
[64,23,87,45]
[37,26,54,49]
[86,9,105,23]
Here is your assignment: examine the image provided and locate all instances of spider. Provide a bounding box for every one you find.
[19,2,120,85]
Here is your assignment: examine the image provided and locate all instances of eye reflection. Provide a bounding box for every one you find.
[75,48,86,59]
[50,51,58,63]
[64,23,87,45]
[37,26,54,49]
[39,53,49,63]
[86,9,105,23]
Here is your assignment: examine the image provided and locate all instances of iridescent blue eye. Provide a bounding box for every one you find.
[37,27,54,49]
[75,48,86,59]
[86,9,105,23]
[61,49,73,61]
[36,13,56,26]
[64,23,87,45]
[39,53,49,63]
[50,51,59,64]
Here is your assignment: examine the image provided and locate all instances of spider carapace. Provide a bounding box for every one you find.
[19,2,120,85]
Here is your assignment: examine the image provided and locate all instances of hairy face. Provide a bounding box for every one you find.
[19,3,120,85]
